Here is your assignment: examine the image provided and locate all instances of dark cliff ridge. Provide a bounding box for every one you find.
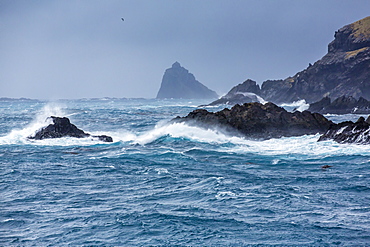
[208,16,370,106]
[265,16,370,104]
[319,116,370,144]
[308,95,370,114]
[173,102,332,140]
[28,116,113,142]
[206,79,266,106]
[156,62,218,99]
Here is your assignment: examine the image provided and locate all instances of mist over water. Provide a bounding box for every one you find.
[1,98,370,246]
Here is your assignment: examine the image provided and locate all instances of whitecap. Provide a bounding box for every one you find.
[155,168,169,174]
[133,122,247,145]
[0,103,66,145]
[215,191,237,200]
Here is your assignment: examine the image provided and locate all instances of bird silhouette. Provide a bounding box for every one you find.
[121,18,124,21]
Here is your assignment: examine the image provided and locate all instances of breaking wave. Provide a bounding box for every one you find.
[280,99,310,112]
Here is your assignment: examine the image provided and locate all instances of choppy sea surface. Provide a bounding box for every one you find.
[1,98,369,246]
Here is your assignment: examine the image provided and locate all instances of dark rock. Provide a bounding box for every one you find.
[259,16,370,104]
[318,116,370,144]
[156,62,218,99]
[93,135,113,142]
[28,116,113,142]
[308,95,370,114]
[308,96,332,113]
[207,79,266,106]
[174,102,333,139]
[206,16,370,106]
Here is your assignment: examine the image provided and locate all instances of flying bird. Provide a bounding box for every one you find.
[121,18,124,21]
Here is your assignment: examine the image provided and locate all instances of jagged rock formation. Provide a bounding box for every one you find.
[308,95,370,114]
[156,62,218,99]
[207,79,266,106]
[207,16,370,106]
[174,102,332,140]
[318,116,370,144]
[28,116,113,142]
[262,16,370,103]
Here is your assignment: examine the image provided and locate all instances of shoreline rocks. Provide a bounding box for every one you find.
[28,116,113,142]
[206,79,266,106]
[205,16,370,107]
[174,102,332,140]
[318,116,370,144]
[308,95,370,114]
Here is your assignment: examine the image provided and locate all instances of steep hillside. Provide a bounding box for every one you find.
[208,16,370,106]
[261,16,370,103]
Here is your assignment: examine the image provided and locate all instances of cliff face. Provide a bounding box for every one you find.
[209,16,370,106]
[156,62,218,99]
[261,16,370,104]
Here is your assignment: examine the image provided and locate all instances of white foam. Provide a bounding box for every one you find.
[236,92,267,104]
[280,100,309,112]
[0,103,66,145]
[226,134,370,158]
[125,122,370,157]
[133,122,247,145]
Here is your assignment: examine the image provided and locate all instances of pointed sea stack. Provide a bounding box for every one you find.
[156,62,218,99]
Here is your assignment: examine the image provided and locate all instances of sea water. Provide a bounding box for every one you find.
[0,98,369,246]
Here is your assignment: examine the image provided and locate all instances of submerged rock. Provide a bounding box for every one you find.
[174,102,332,140]
[28,116,113,142]
[318,116,370,144]
[308,95,370,114]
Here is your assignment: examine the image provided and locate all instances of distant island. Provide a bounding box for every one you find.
[156,62,218,99]
[0,97,39,102]
[207,16,370,112]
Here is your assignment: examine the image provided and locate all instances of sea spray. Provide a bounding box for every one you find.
[134,122,247,145]
[280,99,309,112]
[1,98,370,246]
[0,102,66,144]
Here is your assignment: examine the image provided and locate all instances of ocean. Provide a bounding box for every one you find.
[1,98,369,246]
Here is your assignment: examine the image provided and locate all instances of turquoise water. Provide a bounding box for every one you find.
[1,98,369,246]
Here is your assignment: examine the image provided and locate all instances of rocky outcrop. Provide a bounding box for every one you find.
[308,95,370,114]
[206,16,370,106]
[318,116,370,144]
[28,116,113,142]
[156,62,218,99]
[207,79,266,106]
[174,102,332,139]
[261,16,370,104]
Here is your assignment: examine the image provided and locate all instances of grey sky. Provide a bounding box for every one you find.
[1,0,369,99]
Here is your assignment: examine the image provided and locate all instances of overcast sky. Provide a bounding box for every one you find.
[1,0,369,99]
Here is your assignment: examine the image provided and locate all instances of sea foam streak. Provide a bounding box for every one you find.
[132,122,370,158]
